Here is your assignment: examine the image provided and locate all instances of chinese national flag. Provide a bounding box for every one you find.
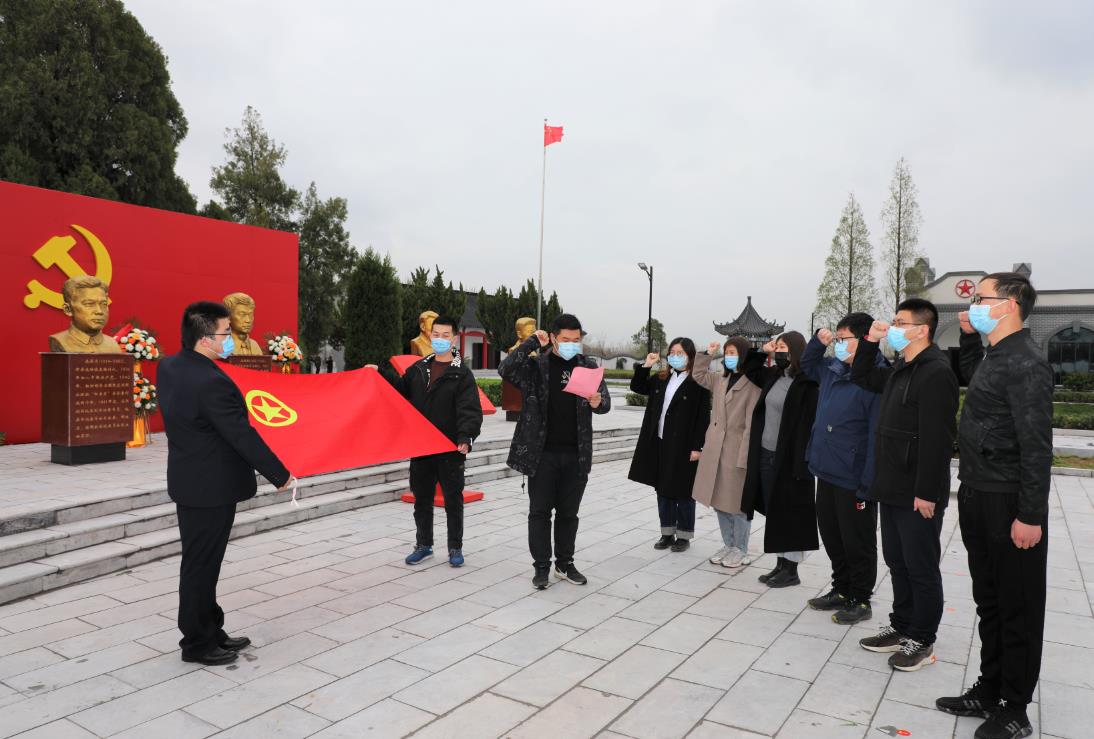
[218,363,455,477]
[544,124,564,146]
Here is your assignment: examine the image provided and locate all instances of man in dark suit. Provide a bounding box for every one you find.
[158,301,296,666]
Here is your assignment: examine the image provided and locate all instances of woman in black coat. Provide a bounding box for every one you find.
[628,337,711,552]
[741,331,820,588]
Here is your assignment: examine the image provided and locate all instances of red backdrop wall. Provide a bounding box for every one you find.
[0,181,299,444]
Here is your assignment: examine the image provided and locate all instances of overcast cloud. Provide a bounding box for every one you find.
[130,0,1094,347]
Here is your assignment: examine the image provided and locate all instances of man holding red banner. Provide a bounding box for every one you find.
[158,301,296,666]
[369,316,483,567]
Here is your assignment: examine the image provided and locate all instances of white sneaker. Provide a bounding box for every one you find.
[709,546,730,565]
[721,549,746,568]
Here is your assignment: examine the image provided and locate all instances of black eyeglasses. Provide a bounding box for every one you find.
[890,320,926,328]
[205,332,232,338]
[970,295,1019,305]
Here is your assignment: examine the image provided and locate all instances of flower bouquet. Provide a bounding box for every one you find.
[268,334,302,373]
[116,327,160,364]
[128,371,159,448]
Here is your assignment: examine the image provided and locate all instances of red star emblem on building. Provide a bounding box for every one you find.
[955,279,975,298]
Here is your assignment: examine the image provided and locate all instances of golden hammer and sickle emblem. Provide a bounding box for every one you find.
[23,224,114,310]
[245,389,299,428]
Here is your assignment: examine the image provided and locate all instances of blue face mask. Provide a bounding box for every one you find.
[886,326,911,353]
[667,355,687,371]
[833,339,853,362]
[431,338,453,355]
[723,355,739,371]
[557,341,581,361]
[217,334,235,359]
[969,304,1003,335]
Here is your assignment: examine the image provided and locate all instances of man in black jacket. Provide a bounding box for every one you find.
[158,302,296,666]
[371,316,483,568]
[935,273,1051,739]
[850,298,959,672]
[499,313,611,590]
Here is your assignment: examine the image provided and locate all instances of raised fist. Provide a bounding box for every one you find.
[958,311,975,335]
[533,330,550,347]
[817,328,834,346]
[643,352,660,368]
[707,341,721,356]
[762,340,777,355]
[867,320,890,343]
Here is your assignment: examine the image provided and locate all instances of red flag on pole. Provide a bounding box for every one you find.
[218,363,455,477]
[544,124,564,146]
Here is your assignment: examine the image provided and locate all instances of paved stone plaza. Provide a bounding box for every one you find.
[0,460,1091,738]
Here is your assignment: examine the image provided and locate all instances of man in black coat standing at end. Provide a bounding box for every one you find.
[935,273,1051,739]
[850,298,959,672]
[158,301,296,666]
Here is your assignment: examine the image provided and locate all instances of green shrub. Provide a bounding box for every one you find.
[476,378,503,407]
[626,392,647,407]
[1053,403,1094,430]
[1062,373,1094,392]
[1054,390,1094,404]
[603,369,634,380]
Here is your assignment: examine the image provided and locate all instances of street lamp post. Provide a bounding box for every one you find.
[638,263,653,354]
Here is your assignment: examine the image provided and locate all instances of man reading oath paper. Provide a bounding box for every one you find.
[500,313,611,590]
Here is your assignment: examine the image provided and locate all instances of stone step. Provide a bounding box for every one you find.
[0,440,638,605]
[0,427,640,537]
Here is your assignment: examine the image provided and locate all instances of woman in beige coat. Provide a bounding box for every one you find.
[691,336,767,568]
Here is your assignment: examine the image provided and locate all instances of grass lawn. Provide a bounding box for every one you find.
[1053,455,1094,470]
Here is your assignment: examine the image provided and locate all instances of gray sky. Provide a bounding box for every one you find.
[131,0,1094,348]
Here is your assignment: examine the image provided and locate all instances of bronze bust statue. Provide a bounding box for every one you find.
[223,292,264,355]
[48,276,123,353]
[410,310,439,356]
[508,316,537,353]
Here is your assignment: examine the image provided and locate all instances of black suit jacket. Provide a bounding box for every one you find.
[158,349,290,507]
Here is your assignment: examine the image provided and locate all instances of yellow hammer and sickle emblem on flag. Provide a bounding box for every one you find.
[24,224,114,310]
[245,390,299,427]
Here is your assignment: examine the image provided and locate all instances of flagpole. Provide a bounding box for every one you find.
[537,118,547,328]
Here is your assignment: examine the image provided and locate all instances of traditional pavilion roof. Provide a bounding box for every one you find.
[714,296,785,338]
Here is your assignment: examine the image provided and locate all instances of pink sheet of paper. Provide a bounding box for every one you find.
[563,366,604,398]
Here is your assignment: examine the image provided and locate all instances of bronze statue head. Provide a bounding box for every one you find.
[418,310,439,335]
[62,276,110,335]
[515,316,536,340]
[223,292,256,336]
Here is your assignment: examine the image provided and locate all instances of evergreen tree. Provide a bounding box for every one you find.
[476,286,518,352]
[814,193,878,329]
[630,318,667,354]
[880,157,925,314]
[0,0,196,212]
[342,249,402,369]
[297,183,355,369]
[210,106,299,230]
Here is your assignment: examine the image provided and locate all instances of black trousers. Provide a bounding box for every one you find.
[410,452,465,550]
[176,503,236,657]
[816,479,878,603]
[959,485,1047,707]
[528,448,587,568]
[880,500,945,645]
[657,496,696,538]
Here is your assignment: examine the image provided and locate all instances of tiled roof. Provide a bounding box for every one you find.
[714,296,784,337]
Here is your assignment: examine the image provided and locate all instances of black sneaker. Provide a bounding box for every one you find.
[670,538,691,553]
[888,638,935,671]
[974,704,1032,739]
[832,600,872,625]
[758,560,784,584]
[532,567,550,590]
[808,589,847,611]
[859,625,905,653]
[765,565,800,588]
[653,535,675,550]
[554,563,588,585]
[936,679,999,718]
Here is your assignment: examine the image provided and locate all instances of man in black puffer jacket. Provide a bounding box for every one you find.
[934,273,1052,739]
[372,316,482,569]
[499,313,611,590]
[850,298,959,673]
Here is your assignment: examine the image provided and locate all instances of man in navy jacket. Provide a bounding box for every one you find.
[158,301,296,666]
[800,313,885,625]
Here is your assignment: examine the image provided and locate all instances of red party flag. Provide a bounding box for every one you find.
[218,363,456,477]
[388,355,497,415]
[544,124,564,146]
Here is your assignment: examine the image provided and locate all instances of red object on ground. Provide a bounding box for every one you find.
[388,354,492,506]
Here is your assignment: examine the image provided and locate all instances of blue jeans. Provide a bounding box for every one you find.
[658,496,695,539]
[716,510,750,555]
